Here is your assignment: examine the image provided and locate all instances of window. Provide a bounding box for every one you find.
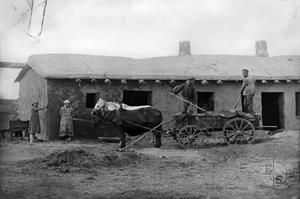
[86,93,98,108]
[296,92,300,116]
[197,92,214,113]
[123,90,152,106]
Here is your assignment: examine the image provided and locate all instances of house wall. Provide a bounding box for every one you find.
[18,69,48,139]
[45,79,300,139]
[47,79,121,139]
[196,81,300,130]
[255,82,300,130]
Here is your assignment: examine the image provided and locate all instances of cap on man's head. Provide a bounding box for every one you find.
[64,100,70,104]
[242,69,249,73]
[188,77,196,81]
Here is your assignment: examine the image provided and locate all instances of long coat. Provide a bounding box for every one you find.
[59,106,74,137]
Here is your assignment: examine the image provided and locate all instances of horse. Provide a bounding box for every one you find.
[91,97,162,149]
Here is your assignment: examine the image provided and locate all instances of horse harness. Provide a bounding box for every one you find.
[99,103,162,134]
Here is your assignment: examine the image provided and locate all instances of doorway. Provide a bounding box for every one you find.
[122,90,152,106]
[197,92,214,113]
[261,92,284,129]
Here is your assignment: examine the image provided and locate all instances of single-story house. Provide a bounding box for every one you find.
[15,41,300,140]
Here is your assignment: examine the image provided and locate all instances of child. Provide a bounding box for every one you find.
[29,101,47,143]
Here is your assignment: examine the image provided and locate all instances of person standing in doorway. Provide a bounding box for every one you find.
[240,69,256,114]
[29,101,47,143]
[59,100,75,141]
[171,78,197,114]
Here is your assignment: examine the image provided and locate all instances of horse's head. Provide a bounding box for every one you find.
[91,97,106,121]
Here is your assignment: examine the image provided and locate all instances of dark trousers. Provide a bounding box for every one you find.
[183,99,195,114]
[242,94,254,114]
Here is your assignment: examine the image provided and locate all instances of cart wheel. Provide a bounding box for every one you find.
[223,118,255,145]
[177,125,202,147]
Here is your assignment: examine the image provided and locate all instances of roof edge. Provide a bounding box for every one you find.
[42,75,300,81]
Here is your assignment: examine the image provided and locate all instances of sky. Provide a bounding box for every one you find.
[0,0,299,99]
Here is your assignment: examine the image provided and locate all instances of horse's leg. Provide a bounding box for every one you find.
[149,133,154,145]
[153,126,162,148]
[118,127,126,149]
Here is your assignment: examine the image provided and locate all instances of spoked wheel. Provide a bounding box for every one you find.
[223,118,255,145]
[177,125,202,147]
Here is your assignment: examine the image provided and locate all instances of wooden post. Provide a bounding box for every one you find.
[104,79,111,84]
[138,80,145,84]
[155,80,161,84]
[169,80,176,84]
[202,80,208,85]
[217,80,223,85]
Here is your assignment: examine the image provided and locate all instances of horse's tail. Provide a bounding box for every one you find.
[153,109,163,148]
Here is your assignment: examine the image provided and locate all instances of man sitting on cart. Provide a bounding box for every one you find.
[171,78,197,114]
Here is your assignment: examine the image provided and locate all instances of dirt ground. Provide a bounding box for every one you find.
[0,130,299,199]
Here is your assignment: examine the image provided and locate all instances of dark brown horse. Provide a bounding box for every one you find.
[91,98,162,149]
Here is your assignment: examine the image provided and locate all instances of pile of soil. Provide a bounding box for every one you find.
[43,149,101,168]
[24,149,147,173]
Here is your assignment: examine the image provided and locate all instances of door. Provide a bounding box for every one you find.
[261,92,284,129]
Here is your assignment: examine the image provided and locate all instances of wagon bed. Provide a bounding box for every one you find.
[169,111,261,146]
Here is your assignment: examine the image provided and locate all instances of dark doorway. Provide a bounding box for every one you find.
[261,92,284,129]
[197,92,214,113]
[123,90,152,106]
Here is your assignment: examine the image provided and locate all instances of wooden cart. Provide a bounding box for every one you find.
[168,111,261,146]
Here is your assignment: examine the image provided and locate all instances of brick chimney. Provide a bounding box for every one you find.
[255,40,269,57]
[179,41,191,56]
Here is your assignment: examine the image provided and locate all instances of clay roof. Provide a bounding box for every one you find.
[15,53,300,81]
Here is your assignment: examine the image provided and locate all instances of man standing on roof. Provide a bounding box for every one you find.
[171,78,197,114]
[240,69,256,114]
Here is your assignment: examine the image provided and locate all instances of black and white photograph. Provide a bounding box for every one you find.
[0,0,299,198]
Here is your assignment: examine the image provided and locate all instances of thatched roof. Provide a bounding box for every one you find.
[15,53,300,82]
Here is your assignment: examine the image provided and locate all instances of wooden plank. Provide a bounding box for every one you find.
[9,120,29,131]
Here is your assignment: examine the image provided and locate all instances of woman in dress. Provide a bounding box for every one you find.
[59,100,75,141]
[29,101,47,143]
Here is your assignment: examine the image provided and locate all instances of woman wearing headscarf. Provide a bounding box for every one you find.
[29,101,47,143]
[59,100,74,141]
